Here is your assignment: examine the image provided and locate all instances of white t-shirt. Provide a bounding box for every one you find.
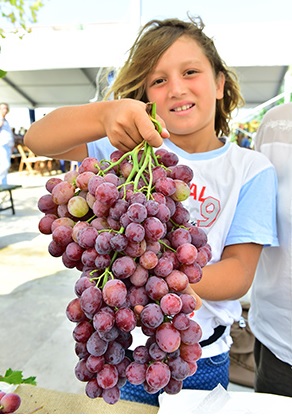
[88,137,278,358]
[249,103,292,366]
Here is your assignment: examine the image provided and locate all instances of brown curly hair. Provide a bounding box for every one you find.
[105,15,244,137]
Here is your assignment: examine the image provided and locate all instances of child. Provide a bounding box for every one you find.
[24,15,278,405]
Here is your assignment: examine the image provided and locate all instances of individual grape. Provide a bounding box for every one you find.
[38,213,58,234]
[180,262,202,283]
[125,222,145,243]
[160,293,182,316]
[123,239,147,257]
[145,361,171,389]
[179,342,202,363]
[180,320,202,345]
[153,256,173,277]
[37,194,58,214]
[81,248,98,268]
[102,279,127,308]
[51,217,75,232]
[168,228,191,248]
[180,293,198,314]
[104,341,125,365]
[51,225,73,247]
[171,179,191,202]
[156,203,171,222]
[66,298,86,322]
[145,199,159,216]
[129,264,149,287]
[176,243,198,265]
[132,345,151,364]
[94,253,111,270]
[66,241,84,262]
[77,156,99,173]
[73,321,94,343]
[115,307,136,332]
[139,250,159,270]
[167,355,190,381]
[145,276,169,301]
[169,164,194,183]
[148,342,167,361]
[188,225,208,248]
[172,313,190,331]
[51,181,76,205]
[93,310,115,333]
[75,358,95,382]
[164,377,183,394]
[112,256,136,279]
[102,386,120,405]
[125,362,147,385]
[45,176,63,193]
[85,355,105,373]
[95,182,119,206]
[68,195,90,218]
[86,331,108,357]
[77,226,98,249]
[158,150,179,167]
[80,286,103,319]
[0,392,21,414]
[94,232,112,254]
[155,322,181,353]
[155,177,176,196]
[171,204,190,224]
[109,199,129,220]
[76,171,95,191]
[143,217,165,242]
[96,364,119,389]
[127,285,149,307]
[140,303,164,329]
[127,202,148,223]
[165,270,189,292]
[85,379,103,399]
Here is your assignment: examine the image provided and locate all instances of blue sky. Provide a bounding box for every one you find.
[35,0,292,27]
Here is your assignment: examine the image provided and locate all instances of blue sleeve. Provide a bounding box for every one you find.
[87,137,117,161]
[225,166,279,247]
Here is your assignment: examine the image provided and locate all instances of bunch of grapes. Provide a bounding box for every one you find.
[37,107,211,405]
[0,391,21,414]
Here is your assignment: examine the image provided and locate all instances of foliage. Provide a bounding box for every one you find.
[0,0,44,38]
[0,369,36,386]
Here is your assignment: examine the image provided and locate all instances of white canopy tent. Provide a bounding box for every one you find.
[0,19,291,113]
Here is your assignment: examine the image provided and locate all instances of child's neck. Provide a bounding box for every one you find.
[169,133,223,154]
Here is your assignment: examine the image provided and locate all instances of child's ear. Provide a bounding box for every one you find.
[216,72,225,100]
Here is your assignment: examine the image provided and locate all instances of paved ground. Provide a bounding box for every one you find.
[0,170,252,395]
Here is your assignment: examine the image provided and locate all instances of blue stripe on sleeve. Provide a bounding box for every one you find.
[225,166,279,247]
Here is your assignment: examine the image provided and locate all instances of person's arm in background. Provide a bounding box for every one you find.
[24,99,168,161]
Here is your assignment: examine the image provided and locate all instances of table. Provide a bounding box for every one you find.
[15,385,159,414]
[0,184,22,215]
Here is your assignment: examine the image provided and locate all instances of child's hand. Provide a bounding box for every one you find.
[103,99,169,152]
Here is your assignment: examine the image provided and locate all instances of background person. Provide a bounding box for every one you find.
[0,102,15,185]
[249,102,292,398]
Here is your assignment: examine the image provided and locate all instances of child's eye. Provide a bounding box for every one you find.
[152,78,165,86]
[185,69,197,76]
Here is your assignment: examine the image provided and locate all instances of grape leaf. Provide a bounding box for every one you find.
[0,369,37,385]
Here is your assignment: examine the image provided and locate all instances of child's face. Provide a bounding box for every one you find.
[146,35,224,139]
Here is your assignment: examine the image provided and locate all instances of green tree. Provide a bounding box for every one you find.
[0,0,44,76]
[0,0,44,38]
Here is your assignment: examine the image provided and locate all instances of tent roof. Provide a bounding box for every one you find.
[0,21,291,109]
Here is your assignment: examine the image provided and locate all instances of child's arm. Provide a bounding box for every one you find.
[24,99,167,161]
[193,242,263,301]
